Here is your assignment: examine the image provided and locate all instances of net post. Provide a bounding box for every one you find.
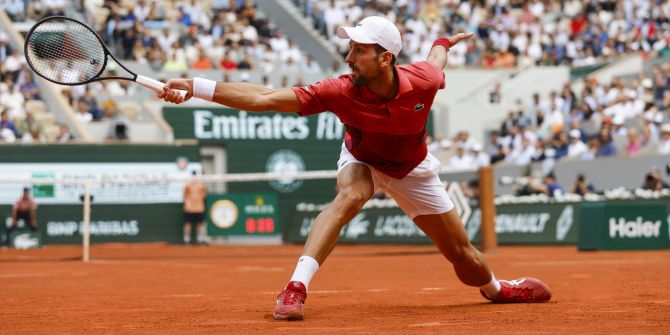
[82,181,91,263]
[478,166,497,252]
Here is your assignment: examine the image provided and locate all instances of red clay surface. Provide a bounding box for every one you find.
[1,243,669,334]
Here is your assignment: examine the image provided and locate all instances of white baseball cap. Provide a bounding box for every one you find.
[569,129,581,138]
[337,16,402,56]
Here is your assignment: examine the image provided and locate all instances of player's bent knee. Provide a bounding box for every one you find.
[335,189,370,211]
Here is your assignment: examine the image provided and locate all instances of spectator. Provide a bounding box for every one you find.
[56,123,75,143]
[659,124,670,154]
[5,187,38,246]
[219,51,238,70]
[327,61,344,77]
[78,88,103,120]
[3,1,25,21]
[0,109,19,140]
[571,174,596,196]
[237,52,254,71]
[471,143,491,169]
[641,167,670,191]
[552,132,570,159]
[489,83,502,104]
[19,72,40,100]
[1,83,25,118]
[449,143,475,170]
[16,110,44,143]
[0,31,12,62]
[507,138,535,166]
[192,49,215,70]
[3,49,23,81]
[301,55,323,74]
[183,170,207,245]
[625,128,643,156]
[490,144,507,165]
[567,129,587,159]
[75,101,93,123]
[163,52,189,72]
[596,128,618,157]
[106,108,130,141]
[529,172,564,198]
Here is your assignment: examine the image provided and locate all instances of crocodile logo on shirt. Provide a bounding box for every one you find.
[414,103,425,112]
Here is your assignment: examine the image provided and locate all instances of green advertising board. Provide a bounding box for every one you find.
[467,203,580,245]
[206,193,280,237]
[578,201,670,250]
[284,202,580,245]
[1,204,183,245]
[284,205,430,244]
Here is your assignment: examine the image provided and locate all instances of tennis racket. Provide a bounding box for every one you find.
[24,16,186,99]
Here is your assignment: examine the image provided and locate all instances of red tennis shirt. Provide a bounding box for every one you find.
[292,61,446,179]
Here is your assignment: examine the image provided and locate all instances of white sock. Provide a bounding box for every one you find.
[183,236,191,244]
[289,256,320,290]
[480,273,502,299]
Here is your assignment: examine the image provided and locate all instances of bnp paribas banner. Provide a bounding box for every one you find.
[1,204,183,245]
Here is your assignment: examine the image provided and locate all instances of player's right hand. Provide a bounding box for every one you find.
[159,79,193,104]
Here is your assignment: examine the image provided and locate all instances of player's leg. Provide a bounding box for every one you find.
[413,211,492,287]
[274,163,375,320]
[414,211,551,303]
[302,163,374,263]
[380,153,550,303]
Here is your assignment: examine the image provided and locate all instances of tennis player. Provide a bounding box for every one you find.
[160,16,551,320]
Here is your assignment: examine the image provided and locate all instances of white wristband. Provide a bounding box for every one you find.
[193,77,216,101]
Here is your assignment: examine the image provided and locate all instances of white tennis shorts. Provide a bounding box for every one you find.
[337,145,455,219]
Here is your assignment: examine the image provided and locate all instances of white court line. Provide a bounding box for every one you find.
[90,259,210,268]
[261,288,441,295]
[511,258,666,267]
[236,266,285,272]
[0,273,51,278]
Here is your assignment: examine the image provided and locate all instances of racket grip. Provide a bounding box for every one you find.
[135,75,187,100]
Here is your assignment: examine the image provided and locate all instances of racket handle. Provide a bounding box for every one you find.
[135,75,187,100]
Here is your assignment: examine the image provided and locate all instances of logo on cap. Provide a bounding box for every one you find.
[414,103,425,112]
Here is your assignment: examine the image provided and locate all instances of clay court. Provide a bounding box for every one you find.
[1,244,669,334]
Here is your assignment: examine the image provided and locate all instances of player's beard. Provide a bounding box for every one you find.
[351,60,381,86]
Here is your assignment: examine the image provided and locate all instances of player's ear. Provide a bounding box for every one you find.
[380,51,393,67]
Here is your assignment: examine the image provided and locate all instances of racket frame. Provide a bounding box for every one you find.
[25,15,142,86]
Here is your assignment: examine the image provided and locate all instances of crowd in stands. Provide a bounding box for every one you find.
[79,0,332,82]
[0,29,76,143]
[300,0,670,67]
[431,64,670,192]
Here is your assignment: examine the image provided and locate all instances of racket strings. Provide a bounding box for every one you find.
[26,18,106,84]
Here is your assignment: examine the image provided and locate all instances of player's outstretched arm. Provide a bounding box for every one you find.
[159,79,301,113]
[427,32,474,70]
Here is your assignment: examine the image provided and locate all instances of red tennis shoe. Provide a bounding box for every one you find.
[274,281,307,320]
[481,277,551,303]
